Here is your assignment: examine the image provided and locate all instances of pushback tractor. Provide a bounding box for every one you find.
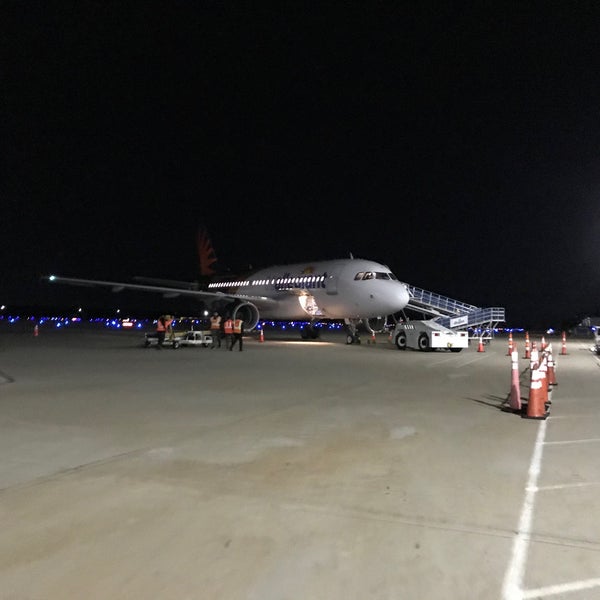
[392,320,468,352]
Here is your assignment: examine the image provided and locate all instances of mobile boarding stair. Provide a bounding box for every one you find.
[404,285,505,340]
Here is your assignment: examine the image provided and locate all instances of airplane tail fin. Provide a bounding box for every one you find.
[197,227,218,277]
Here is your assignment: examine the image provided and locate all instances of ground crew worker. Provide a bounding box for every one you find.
[223,316,234,350]
[209,311,222,349]
[164,315,174,339]
[156,315,166,349]
[230,316,244,351]
[156,314,174,349]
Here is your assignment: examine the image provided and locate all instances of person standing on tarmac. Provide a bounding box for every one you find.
[165,315,174,340]
[156,315,173,350]
[223,315,234,350]
[155,314,173,349]
[230,316,244,351]
[209,311,222,349]
[156,315,166,349]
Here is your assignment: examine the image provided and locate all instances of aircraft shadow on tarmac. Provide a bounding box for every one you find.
[0,369,15,385]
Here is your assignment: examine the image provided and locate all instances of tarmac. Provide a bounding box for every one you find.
[1,323,599,599]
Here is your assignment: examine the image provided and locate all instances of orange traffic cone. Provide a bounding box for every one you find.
[547,353,557,386]
[477,337,485,352]
[530,343,539,371]
[524,332,531,359]
[371,331,376,344]
[541,335,547,351]
[523,359,548,420]
[509,349,521,412]
[506,332,513,356]
[34,324,39,337]
[259,328,264,343]
[561,331,567,355]
[539,354,549,405]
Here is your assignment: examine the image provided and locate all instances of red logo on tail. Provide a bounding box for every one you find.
[197,227,218,276]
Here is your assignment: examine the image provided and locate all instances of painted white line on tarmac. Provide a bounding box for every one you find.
[456,355,489,368]
[544,438,600,446]
[426,356,460,367]
[528,481,600,492]
[522,577,600,598]
[501,419,548,600]
[427,353,488,368]
[548,415,600,420]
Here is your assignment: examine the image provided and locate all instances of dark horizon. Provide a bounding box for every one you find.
[4,4,600,328]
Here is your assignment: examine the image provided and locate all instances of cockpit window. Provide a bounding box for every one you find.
[356,271,398,281]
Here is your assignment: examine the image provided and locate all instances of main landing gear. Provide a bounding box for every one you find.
[300,323,320,340]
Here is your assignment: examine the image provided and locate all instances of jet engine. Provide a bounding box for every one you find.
[364,316,388,334]
[232,302,260,331]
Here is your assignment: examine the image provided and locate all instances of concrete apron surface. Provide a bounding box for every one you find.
[0,325,599,599]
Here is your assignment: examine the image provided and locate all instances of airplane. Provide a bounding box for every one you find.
[43,234,410,344]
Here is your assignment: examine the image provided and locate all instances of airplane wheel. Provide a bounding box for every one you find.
[396,333,407,350]
[346,334,356,345]
[418,334,430,351]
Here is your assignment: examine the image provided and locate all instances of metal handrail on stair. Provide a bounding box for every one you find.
[404,285,505,335]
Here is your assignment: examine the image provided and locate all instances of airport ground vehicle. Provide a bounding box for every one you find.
[144,332,183,349]
[392,320,469,352]
[144,330,212,349]
[179,330,213,347]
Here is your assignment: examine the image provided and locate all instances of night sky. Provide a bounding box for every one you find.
[4,3,600,327]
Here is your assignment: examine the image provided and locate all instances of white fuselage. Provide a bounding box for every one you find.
[208,258,410,320]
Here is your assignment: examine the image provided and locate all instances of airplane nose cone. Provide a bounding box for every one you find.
[398,283,410,310]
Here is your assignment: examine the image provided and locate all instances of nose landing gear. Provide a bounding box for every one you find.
[344,319,361,345]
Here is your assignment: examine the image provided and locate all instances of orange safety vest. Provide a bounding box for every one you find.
[223,319,233,334]
[156,318,166,332]
[210,315,221,330]
[233,319,243,334]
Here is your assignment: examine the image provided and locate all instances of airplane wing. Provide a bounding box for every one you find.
[43,275,278,307]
